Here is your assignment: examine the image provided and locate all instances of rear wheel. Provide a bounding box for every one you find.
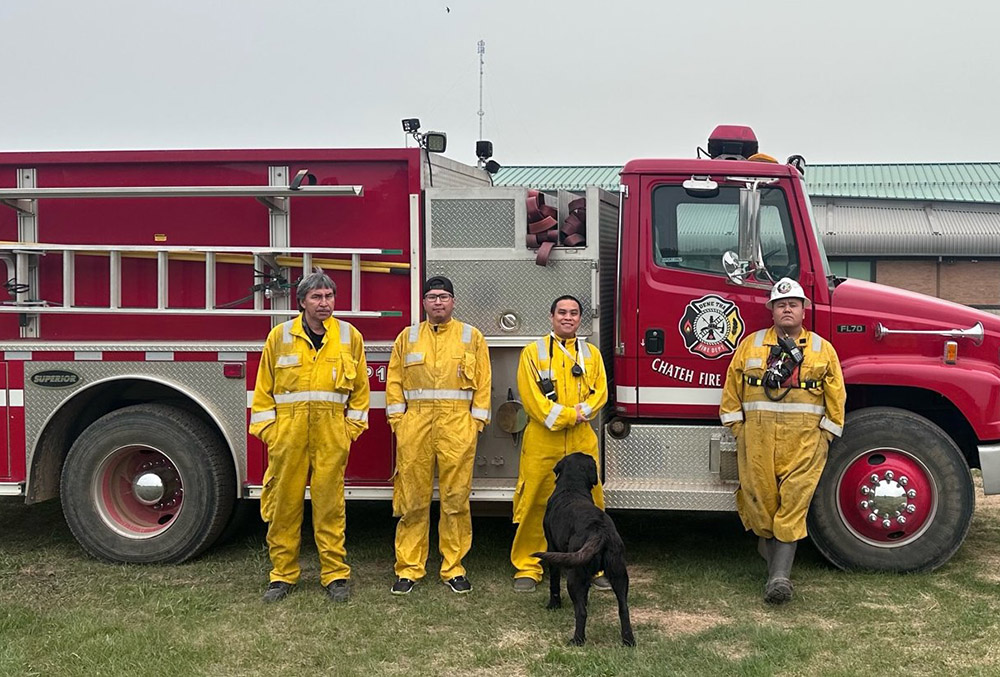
[60,403,235,563]
[808,407,974,572]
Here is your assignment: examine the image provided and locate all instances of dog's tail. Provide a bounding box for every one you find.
[532,532,606,567]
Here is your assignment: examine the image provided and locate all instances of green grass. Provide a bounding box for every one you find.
[4,486,1000,677]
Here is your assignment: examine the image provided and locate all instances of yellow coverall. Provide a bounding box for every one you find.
[249,315,369,586]
[511,335,608,581]
[719,327,846,542]
[386,319,492,581]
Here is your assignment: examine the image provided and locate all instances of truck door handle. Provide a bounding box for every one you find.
[644,328,664,355]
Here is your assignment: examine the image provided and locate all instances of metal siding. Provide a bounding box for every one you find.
[820,200,1000,256]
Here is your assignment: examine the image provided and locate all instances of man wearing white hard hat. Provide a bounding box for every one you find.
[719,277,846,604]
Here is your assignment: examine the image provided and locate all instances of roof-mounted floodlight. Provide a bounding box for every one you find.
[423,132,447,154]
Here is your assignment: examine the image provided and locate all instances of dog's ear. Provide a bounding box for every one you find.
[553,456,566,478]
[587,456,598,488]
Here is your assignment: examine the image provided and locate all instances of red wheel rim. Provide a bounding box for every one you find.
[92,445,184,539]
[836,448,936,547]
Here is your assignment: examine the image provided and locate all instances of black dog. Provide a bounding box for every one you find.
[532,452,635,647]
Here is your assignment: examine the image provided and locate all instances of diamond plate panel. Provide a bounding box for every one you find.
[425,259,594,337]
[429,198,516,249]
[605,424,737,482]
[604,481,738,511]
[23,361,248,483]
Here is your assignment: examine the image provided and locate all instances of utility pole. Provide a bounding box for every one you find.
[477,40,485,140]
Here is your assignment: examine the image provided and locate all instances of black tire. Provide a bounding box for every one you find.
[60,403,236,563]
[807,406,974,572]
[215,498,263,545]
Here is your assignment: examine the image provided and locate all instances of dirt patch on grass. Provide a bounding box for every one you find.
[627,565,659,587]
[494,628,537,650]
[747,608,844,633]
[627,607,727,637]
[714,638,755,662]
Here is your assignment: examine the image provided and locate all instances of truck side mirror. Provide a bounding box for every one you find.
[734,186,775,283]
[738,187,760,263]
[722,250,748,285]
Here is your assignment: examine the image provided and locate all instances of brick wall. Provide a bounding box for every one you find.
[874,259,1000,307]
[875,260,938,297]
[938,260,1000,305]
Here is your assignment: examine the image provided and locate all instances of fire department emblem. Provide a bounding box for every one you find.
[678,294,745,360]
[776,280,793,294]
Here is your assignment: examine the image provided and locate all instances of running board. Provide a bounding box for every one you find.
[244,482,514,502]
[0,482,24,496]
[603,479,738,512]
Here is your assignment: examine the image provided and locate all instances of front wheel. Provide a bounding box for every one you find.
[60,403,236,563]
[807,407,974,572]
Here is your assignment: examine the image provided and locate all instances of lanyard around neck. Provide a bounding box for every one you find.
[549,333,586,376]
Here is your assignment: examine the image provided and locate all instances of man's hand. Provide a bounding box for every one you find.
[574,404,587,423]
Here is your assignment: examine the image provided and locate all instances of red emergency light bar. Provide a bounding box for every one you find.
[708,125,758,159]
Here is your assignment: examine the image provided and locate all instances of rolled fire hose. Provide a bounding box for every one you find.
[524,191,587,266]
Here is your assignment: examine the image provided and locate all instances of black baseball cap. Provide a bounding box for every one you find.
[423,276,455,296]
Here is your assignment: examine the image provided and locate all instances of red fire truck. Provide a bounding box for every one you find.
[0,127,996,572]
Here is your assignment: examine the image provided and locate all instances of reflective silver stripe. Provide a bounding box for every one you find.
[403,389,474,401]
[579,341,591,360]
[339,319,352,345]
[273,391,350,404]
[282,319,295,344]
[346,409,369,422]
[276,354,300,367]
[537,369,552,379]
[409,324,420,343]
[405,352,425,365]
[820,416,843,436]
[753,330,767,347]
[742,401,825,415]
[461,322,472,344]
[720,410,744,424]
[386,403,407,415]
[471,407,491,420]
[535,338,547,361]
[250,409,276,424]
[580,403,593,417]
[544,403,564,430]
[812,333,822,353]
[746,357,763,369]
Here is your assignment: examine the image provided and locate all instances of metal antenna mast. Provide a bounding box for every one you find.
[477,40,486,139]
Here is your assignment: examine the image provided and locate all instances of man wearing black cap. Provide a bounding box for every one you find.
[385,276,492,595]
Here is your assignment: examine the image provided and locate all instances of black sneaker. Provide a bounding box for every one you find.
[391,578,416,595]
[261,581,294,603]
[326,579,350,603]
[445,576,472,594]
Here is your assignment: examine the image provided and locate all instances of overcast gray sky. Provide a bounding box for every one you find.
[2,1,998,166]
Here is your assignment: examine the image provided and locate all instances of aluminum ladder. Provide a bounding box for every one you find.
[0,167,407,337]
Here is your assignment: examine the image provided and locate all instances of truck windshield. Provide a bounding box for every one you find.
[652,184,799,281]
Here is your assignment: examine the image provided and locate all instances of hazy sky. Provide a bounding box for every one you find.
[2,1,998,167]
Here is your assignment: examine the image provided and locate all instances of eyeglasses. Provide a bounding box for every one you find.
[423,293,453,302]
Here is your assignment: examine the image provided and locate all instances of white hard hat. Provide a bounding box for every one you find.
[765,277,811,309]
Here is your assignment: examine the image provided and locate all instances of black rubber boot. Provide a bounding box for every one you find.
[757,536,772,564]
[764,539,797,605]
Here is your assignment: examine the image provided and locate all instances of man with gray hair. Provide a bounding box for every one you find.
[250,268,370,603]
